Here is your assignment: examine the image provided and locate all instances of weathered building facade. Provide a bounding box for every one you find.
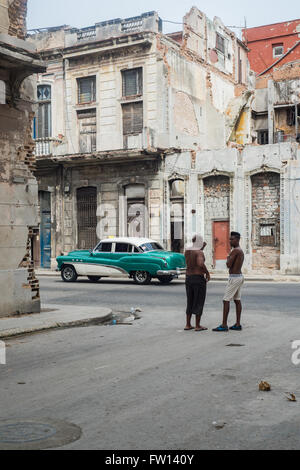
[0,0,45,316]
[29,8,300,275]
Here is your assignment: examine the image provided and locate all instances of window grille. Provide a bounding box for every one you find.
[273,44,284,58]
[77,187,98,250]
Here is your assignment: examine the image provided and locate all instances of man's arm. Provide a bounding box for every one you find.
[197,252,210,282]
[226,249,238,269]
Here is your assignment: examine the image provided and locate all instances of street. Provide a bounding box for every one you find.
[1,277,300,450]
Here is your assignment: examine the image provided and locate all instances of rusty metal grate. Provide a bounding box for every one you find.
[77,187,98,250]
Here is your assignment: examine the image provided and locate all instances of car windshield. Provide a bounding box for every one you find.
[139,242,164,252]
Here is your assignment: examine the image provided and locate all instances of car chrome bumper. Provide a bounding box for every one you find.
[157,268,186,277]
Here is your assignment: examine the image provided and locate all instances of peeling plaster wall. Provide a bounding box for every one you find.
[0,0,40,316]
[0,0,9,34]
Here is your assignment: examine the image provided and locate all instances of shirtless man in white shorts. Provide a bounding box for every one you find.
[213,232,244,332]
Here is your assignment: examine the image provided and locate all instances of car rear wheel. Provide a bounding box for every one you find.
[88,276,101,283]
[133,271,152,285]
[61,265,78,283]
[158,276,174,285]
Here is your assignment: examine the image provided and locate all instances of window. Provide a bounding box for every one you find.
[115,243,131,253]
[287,108,296,126]
[77,76,96,104]
[122,102,143,137]
[140,242,164,252]
[257,130,269,145]
[0,80,6,104]
[122,68,143,97]
[96,242,112,253]
[273,44,284,58]
[37,85,52,138]
[260,224,276,246]
[77,109,97,153]
[216,33,225,54]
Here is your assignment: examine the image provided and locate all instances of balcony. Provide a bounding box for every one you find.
[34,137,62,157]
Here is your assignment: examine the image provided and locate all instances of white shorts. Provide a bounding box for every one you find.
[223,275,244,302]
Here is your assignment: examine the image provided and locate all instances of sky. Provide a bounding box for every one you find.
[27,0,300,36]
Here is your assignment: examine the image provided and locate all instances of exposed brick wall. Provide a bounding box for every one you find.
[19,227,40,301]
[203,175,230,269]
[8,0,27,39]
[251,172,280,271]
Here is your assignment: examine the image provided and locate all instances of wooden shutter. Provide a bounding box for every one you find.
[122,102,143,135]
[122,68,143,97]
[78,77,96,104]
[37,102,51,138]
[78,109,97,153]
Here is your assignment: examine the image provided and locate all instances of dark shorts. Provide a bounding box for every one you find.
[185,275,207,316]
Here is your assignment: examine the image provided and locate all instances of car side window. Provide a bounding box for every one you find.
[134,246,140,253]
[96,243,112,253]
[115,243,130,253]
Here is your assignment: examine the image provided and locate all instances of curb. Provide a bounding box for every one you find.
[36,271,300,283]
[0,309,113,340]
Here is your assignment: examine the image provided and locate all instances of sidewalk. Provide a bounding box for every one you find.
[0,304,112,340]
[36,268,300,283]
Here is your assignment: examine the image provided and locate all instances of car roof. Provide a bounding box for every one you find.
[99,237,160,247]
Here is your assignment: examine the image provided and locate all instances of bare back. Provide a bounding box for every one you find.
[185,250,206,276]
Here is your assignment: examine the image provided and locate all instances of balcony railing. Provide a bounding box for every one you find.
[274,132,299,143]
[34,137,62,157]
[77,27,96,41]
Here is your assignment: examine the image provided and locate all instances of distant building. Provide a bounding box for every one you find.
[28,8,300,275]
[0,0,45,317]
[243,19,300,75]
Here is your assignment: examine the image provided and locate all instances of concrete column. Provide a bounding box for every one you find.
[268,79,274,144]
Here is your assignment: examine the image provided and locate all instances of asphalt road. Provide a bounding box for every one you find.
[1,277,300,450]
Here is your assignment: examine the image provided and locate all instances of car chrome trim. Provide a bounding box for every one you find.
[157,268,186,276]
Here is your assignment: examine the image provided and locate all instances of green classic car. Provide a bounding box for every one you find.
[57,237,186,285]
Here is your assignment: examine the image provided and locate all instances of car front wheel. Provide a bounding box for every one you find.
[158,276,174,285]
[88,276,101,283]
[61,265,78,283]
[133,271,152,285]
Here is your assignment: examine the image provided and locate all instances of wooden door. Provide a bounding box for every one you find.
[213,221,230,269]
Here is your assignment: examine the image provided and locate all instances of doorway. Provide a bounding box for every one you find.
[213,221,230,270]
[39,191,51,268]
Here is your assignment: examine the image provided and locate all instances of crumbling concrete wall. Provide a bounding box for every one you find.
[0,0,40,316]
